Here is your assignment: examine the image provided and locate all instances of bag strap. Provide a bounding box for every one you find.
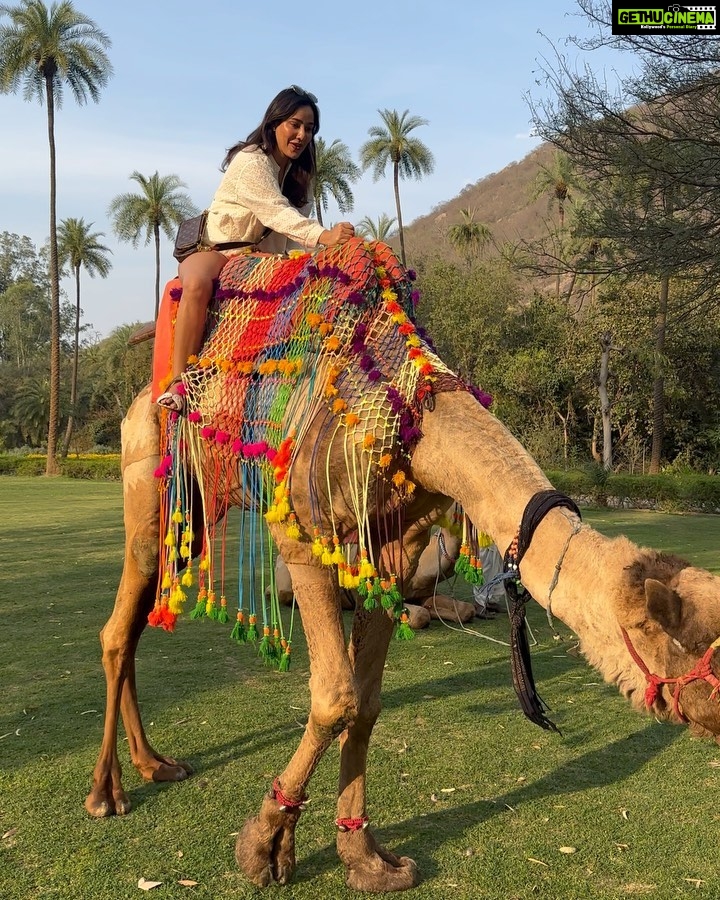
[213,226,271,252]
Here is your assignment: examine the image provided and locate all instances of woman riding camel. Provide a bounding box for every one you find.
[157,85,355,411]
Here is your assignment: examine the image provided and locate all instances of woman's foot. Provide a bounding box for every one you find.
[156,377,186,412]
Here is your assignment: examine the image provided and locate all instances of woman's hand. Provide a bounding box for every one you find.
[319,221,355,247]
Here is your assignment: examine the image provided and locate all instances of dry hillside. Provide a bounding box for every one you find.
[402,141,559,264]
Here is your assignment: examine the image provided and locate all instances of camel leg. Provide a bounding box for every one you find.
[335,607,419,892]
[236,563,358,887]
[85,392,192,817]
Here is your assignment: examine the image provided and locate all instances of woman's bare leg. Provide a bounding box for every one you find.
[166,250,228,390]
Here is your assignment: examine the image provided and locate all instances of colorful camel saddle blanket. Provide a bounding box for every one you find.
[150,238,491,647]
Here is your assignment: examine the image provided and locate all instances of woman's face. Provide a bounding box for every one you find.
[274,105,315,163]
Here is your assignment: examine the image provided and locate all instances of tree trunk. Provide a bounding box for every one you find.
[590,414,602,463]
[555,200,565,299]
[598,331,613,470]
[154,223,161,320]
[649,275,669,474]
[61,264,81,457]
[393,161,406,268]
[564,270,578,306]
[555,405,569,464]
[45,76,60,476]
[315,196,324,227]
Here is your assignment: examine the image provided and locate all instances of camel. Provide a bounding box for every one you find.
[86,239,720,893]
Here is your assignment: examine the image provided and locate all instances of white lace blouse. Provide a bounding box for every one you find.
[204,145,324,254]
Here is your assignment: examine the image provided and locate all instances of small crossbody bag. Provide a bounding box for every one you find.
[173,212,271,263]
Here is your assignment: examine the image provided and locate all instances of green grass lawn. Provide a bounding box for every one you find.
[2,477,720,899]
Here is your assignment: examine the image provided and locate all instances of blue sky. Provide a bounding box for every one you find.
[0,0,631,337]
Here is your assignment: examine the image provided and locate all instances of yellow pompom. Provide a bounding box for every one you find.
[181,568,194,587]
[171,508,183,524]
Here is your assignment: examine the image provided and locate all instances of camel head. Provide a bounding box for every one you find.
[621,554,720,742]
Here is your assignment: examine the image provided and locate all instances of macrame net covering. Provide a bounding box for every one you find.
[151,238,491,666]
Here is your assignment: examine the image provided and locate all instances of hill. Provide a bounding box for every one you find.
[402,141,558,264]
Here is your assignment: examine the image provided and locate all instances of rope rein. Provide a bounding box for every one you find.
[545,515,583,631]
[620,628,720,723]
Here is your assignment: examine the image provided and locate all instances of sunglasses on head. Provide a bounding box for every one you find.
[290,84,318,104]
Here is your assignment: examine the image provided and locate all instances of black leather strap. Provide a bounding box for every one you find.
[503,490,582,734]
[213,226,271,252]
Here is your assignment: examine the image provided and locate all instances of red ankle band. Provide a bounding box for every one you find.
[335,815,369,832]
[272,777,307,810]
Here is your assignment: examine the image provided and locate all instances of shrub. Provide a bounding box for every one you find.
[546,470,720,512]
[0,455,121,480]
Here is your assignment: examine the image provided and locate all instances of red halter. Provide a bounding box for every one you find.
[621,627,720,723]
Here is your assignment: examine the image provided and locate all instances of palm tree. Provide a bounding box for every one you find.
[448,208,492,267]
[57,216,111,455]
[532,151,578,230]
[0,0,112,474]
[313,137,360,227]
[532,152,578,297]
[13,373,50,446]
[108,171,197,319]
[356,213,397,242]
[359,109,434,267]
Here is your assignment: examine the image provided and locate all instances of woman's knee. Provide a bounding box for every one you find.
[178,250,226,283]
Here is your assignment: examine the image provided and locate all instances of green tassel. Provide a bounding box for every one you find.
[218,606,229,624]
[190,598,206,619]
[395,620,415,641]
[230,617,246,643]
[363,595,377,611]
[247,621,259,642]
[380,592,394,610]
[258,634,277,666]
[278,649,291,672]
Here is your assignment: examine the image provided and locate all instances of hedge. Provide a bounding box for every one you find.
[0,455,121,480]
[2,458,719,511]
[547,469,720,513]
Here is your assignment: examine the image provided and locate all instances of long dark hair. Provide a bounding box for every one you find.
[221,87,320,209]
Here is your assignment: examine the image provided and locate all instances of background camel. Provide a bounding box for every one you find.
[86,240,720,893]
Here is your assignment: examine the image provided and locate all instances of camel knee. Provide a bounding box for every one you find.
[356,695,382,731]
[99,639,134,680]
[130,533,159,579]
[310,688,359,740]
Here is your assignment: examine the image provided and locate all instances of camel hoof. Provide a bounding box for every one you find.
[150,762,191,783]
[235,811,298,888]
[346,856,419,893]
[235,816,274,887]
[136,755,193,782]
[84,790,131,818]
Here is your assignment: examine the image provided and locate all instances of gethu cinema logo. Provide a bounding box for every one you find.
[617,5,716,28]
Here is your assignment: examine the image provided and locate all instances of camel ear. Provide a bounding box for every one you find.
[645,578,682,631]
